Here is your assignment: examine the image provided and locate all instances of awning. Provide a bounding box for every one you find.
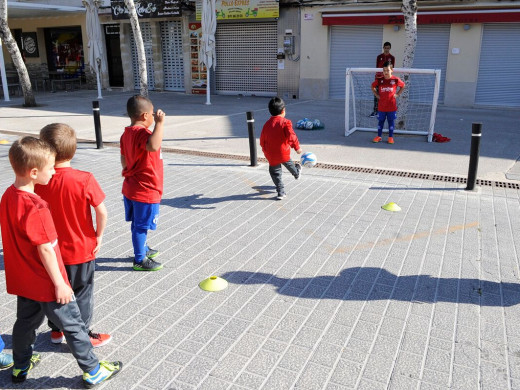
[322,8,520,25]
[6,2,84,19]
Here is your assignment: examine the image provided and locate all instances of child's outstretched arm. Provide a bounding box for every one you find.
[38,243,73,304]
[147,109,165,152]
[93,201,108,255]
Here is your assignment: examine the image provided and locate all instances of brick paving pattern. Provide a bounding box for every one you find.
[0,139,519,389]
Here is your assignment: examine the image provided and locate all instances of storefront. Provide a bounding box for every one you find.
[476,22,520,107]
[298,6,520,106]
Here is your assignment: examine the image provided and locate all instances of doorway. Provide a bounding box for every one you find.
[104,24,124,87]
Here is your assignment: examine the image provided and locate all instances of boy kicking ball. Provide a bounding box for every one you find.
[371,61,405,144]
[260,97,303,200]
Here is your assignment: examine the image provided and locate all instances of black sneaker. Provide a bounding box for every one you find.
[12,353,41,383]
[146,247,160,259]
[276,192,287,200]
[133,258,163,271]
[295,162,302,180]
[369,112,377,118]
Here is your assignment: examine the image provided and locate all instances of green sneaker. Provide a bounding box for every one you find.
[133,258,163,271]
[0,352,13,370]
[83,360,122,389]
[12,353,41,383]
[146,247,160,259]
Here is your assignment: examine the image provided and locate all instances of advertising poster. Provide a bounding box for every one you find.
[189,23,207,95]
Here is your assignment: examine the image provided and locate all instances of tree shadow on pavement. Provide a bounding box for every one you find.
[161,186,275,209]
[221,267,520,307]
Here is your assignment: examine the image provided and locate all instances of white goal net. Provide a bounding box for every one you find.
[345,67,441,142]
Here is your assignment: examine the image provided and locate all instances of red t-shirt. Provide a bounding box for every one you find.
[120,125,164,203]
[0,185,70,302]
[260,116,300,166]
[375,53,396,78]
[35,167,105,265]
[372,76,405,112]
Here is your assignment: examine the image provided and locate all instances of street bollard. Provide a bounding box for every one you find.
[92,101,103,149]
[246,111,257,166]
[465,122,482,191]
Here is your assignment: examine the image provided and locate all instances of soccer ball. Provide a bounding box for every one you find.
[300,152,317,168]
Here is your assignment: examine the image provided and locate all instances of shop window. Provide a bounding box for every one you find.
[44,26,84,77]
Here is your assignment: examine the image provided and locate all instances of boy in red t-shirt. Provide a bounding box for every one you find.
[371,61,405,144]
[121,95,165,271]
[370,42,396,117]
[260,97,303,200]
[0,136,121,387]
[35,123,111,348]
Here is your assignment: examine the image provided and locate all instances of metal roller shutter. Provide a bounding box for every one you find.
[215,22,277,96]
[476,23,520,107]
[160,21,184,91]
[329,25,383,99]
[131,22,155,90]
[413,24,450,102]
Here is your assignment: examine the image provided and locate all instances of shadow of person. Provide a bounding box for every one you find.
[221,267,520,307]
[161,186,276,209]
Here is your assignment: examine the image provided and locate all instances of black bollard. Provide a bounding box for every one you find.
[465,122,482,191]
[246,111,257,166]
[92,101,103,149]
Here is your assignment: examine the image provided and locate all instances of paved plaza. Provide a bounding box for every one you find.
[0,91,519,389]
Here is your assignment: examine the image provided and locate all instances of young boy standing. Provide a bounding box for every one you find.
[121,95,165,271]
[0,136,121,387]
[371,61,405,144]
[35,123,111,348]
[370,42,396,118]
[260,97,302,200]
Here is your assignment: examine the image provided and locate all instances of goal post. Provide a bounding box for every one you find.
[345,67,441,142]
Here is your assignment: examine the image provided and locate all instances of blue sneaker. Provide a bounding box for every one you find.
[12,353,40,383]
[83,360,122,388]
[0,352,13,370]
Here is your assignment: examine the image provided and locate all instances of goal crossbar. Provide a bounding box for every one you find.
[345,67,441,142]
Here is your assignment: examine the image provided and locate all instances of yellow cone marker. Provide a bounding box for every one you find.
[199,276,228,292]
[382,202,401,212]
[0,139,9,144]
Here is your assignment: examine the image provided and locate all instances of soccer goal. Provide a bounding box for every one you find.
[345,67,441,142]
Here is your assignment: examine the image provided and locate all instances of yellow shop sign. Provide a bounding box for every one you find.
[196,0,279,20]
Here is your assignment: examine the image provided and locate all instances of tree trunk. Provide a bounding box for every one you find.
[124,0,148,97]
[0,0,36,107]
[396,0,417,129]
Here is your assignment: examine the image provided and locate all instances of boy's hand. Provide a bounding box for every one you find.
[296,149,303,154]
[93,236,103,255]
[154,109,165,123]
[55,282,73,305]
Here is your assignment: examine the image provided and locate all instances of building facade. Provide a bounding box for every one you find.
[3,0,520,107]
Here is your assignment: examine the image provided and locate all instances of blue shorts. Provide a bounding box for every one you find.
[378,111,397,121]
[124,196,159,231]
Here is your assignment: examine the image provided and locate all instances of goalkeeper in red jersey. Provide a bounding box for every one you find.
[371,61,405,144]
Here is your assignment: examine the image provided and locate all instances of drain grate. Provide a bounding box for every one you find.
[105,143,520,190]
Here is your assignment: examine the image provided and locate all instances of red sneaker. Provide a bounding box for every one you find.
[372,136,382,143]
[51,331,64,344]
[89,331,112,348]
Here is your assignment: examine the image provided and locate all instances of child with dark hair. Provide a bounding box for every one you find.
[371,61,405,144]
[35,123,111,348]
[260,97,302,200]
[121,95,165,271]
[0,136,121,387]
[370,41,396,117]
